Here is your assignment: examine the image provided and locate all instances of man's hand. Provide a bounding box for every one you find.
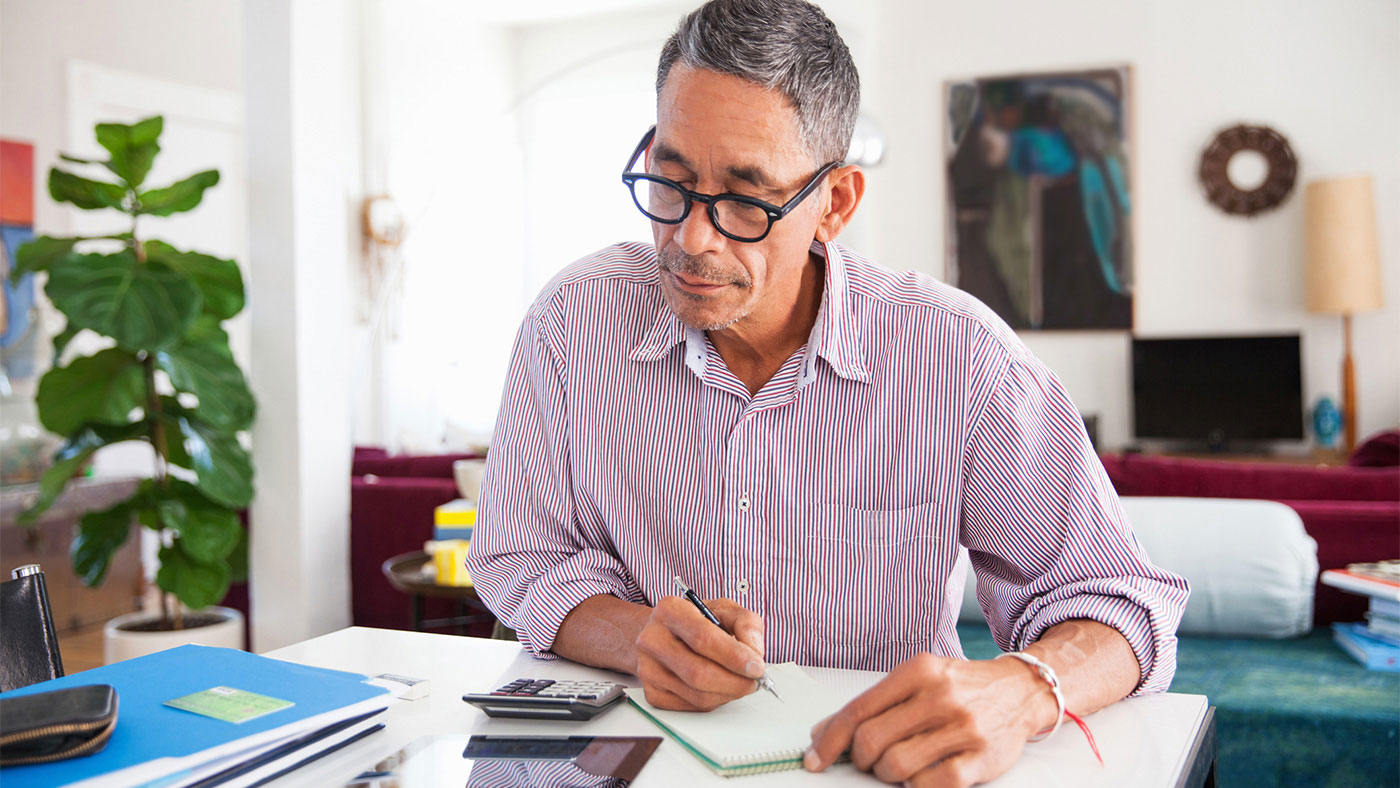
[804,652,1055,787]
[804,620,1141,787]
[634,596,766,711]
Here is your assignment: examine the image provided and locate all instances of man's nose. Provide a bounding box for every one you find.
[675,203,726,257]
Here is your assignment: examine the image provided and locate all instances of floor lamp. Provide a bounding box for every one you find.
[1304,175,1384,453]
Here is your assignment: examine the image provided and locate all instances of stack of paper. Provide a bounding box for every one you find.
[0,644,393,787]
[1364,597,1400,646]
[1320,562,1400,602]
[1332,623,1400,672]
[1322,562,1400,672]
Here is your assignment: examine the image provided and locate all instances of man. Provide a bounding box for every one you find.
[465,1,1188,785]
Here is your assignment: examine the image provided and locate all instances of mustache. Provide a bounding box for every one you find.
[657,249,752,288]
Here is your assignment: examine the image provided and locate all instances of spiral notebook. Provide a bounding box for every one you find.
[624,663,849,777]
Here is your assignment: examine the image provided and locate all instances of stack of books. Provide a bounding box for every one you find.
[1321,561,1400,672]
[0,644,397,786]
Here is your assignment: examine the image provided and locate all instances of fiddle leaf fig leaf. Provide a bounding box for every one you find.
[226,524,249,583]
[158,320,254,431]
[155,481,240,563]
[95,116,162,188]
[156,542,230,610]
[45,250,201,351]
[23,454,92,526]
[72,501,135,587]
[145,241,244,320]
[59,153,104,165]
[35,348,145,435]
[178,415,254,508]
[20,421,149,524]
[12,236,79,279]
[136,169,219,217]
[49,168,127,210]
[157,398,195,470]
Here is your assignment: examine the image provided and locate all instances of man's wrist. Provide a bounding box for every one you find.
[553,594,650,675]
[995,653,1063,737]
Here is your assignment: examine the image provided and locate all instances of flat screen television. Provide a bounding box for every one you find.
[1131,335,1304,448]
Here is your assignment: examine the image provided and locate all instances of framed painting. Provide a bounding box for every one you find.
[944,66,1134,330]
[1,138,40,379]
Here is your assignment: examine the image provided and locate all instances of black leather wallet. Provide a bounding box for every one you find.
[0,684,119,766]
[0,570,65,692]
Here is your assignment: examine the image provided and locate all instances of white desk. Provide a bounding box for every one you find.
[263,627,1214,787]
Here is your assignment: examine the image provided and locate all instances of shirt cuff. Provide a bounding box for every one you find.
[1010,592,1178,696]
[511,548,642,659]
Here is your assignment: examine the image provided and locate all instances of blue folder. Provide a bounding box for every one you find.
[0,644,389,786]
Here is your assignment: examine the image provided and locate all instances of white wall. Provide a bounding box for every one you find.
[510,6,682,298]
[356,1,527,450]
[862,0,1400,449]
[0,0,243,224]
[0,0,243,379]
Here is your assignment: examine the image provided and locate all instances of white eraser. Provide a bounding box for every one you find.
[372,672,431,700]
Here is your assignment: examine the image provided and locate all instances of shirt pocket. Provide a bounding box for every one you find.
[800,501,941,645]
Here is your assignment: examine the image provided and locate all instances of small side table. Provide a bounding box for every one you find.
[380,551,495,634]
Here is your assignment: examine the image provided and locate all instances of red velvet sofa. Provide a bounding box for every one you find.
[349,447,483,631]
[1099,448,1400,625]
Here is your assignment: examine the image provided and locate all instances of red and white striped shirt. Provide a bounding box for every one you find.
[466,240,1188,693]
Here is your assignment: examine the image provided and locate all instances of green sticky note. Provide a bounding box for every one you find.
[164,686,294,724]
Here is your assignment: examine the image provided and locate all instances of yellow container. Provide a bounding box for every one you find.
[431,539,473,587]
[434,499,476,541]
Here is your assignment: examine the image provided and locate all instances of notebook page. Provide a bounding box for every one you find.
[624,663,850,774]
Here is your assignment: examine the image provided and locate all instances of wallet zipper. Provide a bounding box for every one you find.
[0,717,117,766]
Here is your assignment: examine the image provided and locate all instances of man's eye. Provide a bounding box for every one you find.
[654,170,692,185]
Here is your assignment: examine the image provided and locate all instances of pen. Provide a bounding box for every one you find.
[673,576,783,702]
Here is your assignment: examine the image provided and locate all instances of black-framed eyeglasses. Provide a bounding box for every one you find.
[620,126,841,243]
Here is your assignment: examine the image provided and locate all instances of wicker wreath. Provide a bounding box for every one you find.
[1198,124,1298,217]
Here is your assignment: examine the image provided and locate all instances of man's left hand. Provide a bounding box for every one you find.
[803,652,1057,787]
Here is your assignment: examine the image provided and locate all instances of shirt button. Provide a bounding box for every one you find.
[737,579,750,593]
[738,496,751,511]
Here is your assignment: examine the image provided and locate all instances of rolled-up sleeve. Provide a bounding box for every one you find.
[960,353,1189,694]
[464,306,641,658]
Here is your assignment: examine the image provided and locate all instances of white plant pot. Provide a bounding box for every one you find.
[103,606,245,664]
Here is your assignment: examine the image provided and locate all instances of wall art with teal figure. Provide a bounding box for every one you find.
[945,66,1134,330]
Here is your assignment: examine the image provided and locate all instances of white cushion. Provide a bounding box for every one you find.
[957,496,1319,638]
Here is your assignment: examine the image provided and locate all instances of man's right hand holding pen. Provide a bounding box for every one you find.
[633,593,769,711]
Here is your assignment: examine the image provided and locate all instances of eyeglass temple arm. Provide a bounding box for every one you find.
[624,126,658,172]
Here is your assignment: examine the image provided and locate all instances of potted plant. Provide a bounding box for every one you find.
[11,115,255,662]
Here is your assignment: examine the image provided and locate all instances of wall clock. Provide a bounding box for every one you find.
[1198,124,1298,217]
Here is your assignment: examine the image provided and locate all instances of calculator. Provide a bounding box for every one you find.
[462,678,627,720]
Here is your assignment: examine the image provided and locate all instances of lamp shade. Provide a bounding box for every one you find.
[1304,175,1384,314]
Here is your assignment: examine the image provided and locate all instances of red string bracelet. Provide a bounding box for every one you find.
[1063,709,1103,765]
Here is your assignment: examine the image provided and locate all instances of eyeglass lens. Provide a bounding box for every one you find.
[641,179,771,240]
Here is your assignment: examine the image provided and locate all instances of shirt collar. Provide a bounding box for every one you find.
[628,240,870,386]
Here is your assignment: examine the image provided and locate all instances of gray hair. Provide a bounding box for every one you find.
[656,0,860,166]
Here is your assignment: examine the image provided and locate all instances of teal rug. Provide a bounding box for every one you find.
[956,624,1400,788]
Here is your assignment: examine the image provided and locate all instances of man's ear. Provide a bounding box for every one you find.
[814,165,865,243]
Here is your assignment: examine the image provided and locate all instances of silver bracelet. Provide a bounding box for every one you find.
[996,651,1066,742]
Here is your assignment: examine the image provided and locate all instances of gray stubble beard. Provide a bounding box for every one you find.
[657,248,754,331]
